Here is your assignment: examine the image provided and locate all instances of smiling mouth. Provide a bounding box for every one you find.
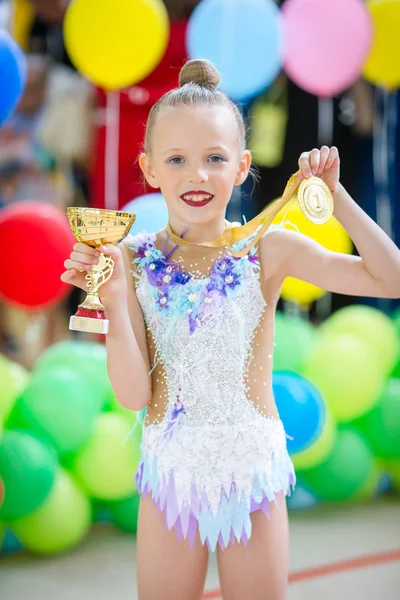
[180,192,214,208]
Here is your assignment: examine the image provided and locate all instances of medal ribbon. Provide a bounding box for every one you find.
[167,170,303,258]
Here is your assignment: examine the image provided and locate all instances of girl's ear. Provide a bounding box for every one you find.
[234,150,252,187]
[139,153,160,189]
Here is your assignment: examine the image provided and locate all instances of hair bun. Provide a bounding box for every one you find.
[179,59,221,91]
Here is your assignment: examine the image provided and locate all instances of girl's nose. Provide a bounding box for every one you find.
[188,165,209,183]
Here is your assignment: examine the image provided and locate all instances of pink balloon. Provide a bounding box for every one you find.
[282,0,372,97]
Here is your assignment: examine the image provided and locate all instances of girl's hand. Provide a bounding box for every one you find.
[60,242,128,309]
[297,146,340,194]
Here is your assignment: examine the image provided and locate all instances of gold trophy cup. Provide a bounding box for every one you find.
[67,208,136,334]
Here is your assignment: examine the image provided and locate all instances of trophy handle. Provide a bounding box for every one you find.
[85,254,114,296]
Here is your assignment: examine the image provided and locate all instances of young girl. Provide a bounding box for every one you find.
[61,59,400,600]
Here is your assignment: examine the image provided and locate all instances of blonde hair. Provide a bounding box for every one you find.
[144,59,246,154]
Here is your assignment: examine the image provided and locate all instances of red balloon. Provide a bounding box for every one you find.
[0,202,75,310]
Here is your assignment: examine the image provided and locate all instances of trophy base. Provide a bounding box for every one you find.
[69,315,109,334]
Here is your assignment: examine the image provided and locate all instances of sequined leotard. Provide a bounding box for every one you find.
[128,229,295,552]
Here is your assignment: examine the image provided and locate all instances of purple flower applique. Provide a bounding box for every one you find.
[200,285,224,316]
[164,393,185,440]
[232,252,260,266]
[156,292,170,309]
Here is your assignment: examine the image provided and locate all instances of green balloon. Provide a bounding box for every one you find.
[319,306,398,376]
[384,458,400,490]
[273,312,316,373]
[71,413,142,501]
[0,430,57,520]
[11,468,91,554]
[354,378,400,459]
[0,355,17,424]
[16,366,103,455]
[301,427,377,502]
[303,334,385,422]
[35,340,113,406]
[0,522,5,547]
[108,492,140,533]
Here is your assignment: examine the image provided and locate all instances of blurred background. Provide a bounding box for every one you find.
[0,1,399,599]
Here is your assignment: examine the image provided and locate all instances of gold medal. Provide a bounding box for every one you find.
[298,176,333,224]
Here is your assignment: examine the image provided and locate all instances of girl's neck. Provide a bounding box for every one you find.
[167,215,228,244]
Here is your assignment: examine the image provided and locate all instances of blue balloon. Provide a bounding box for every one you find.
[187,0,283,102]
[1,529,23,554]
[122,193,169,235]
[287,477,319,511]
[0,31,27,125]
[273,372,326,455]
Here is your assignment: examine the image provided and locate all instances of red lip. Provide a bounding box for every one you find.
[180,190,214,208]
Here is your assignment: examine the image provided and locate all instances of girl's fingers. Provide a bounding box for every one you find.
[64,258,93,271]
[309,148,320,175]
[298,152,313,178]
[326,146,339,169]
[60,268,87,289]
[317,145,330,175]
[74,242,99,258]
[70,250,99,265]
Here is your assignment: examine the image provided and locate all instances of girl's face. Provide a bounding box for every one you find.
[139,105,251,234]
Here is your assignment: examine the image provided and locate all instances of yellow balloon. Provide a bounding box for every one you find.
[64,0,169,90]
[363,0,400,89]
[272,196,352,305]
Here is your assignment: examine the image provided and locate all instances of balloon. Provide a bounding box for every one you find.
[301,427,378,502]
[392,309,400,377]
[64,0,169,90]
[319,305,398,376]
[0,30,27,124]
[303,334,385,422]
[354,378,400,459]
[34,340,112,406]
[282,0,372,97]
[273,372,335,464]
[0,430,57,521]
[0,202,75,310]
[187,0,283,102]
[392,307,400,336]
[363,0,400,89]
[0,355,17,425]
[11,468,91,554]
[1,528,23,553]
[384,458,400,491]
[286,477,319,511]
[15,366,104,455]
[291,412,336,471]
[0,522,5,548]
[108,492,140,533]
[273,312,316,373]
[104,391,144,431]
[71,413,142,500]
[122,193,169,235]
[272,198,352,305]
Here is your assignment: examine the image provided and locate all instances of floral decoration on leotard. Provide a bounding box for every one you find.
[130,231,260,334]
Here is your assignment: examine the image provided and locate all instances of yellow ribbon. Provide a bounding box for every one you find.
[167,170,302,257]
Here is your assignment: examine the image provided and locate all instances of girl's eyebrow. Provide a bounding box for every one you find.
[162,145,230,155]
[162,148,183,155]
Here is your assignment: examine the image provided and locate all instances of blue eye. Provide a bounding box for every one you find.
[168,156,184,164]
[208,155,226,163]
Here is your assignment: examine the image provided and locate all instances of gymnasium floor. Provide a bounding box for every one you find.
[1,496,399,599]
